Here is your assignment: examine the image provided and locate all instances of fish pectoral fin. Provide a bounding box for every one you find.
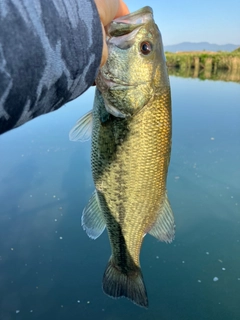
[81,190,106,239]
[104,99,126,118]
[69,110,93,142]
[148,193,175,243]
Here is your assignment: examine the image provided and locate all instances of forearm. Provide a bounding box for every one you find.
[0,0,102,134]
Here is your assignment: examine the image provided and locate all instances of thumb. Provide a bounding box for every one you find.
[95,0,129,66]
[100,23,108,67]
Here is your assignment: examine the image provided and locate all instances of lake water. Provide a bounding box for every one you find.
[0,76,239,320]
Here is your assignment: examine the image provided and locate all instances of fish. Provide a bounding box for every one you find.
[69,6,174,308]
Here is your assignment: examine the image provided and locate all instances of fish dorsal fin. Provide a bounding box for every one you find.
[69,110,93,142]
[148,194,175,243]
[81,190,106,239]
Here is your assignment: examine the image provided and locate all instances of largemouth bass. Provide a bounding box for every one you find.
[69,6,174,308]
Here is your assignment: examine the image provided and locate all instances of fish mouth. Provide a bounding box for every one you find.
[107,6,153,37]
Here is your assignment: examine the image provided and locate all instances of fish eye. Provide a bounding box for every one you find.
[140,41,152,55]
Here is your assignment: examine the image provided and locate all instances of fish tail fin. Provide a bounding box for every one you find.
[102,258,148,308]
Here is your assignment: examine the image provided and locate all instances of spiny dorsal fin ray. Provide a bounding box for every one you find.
[69,110,93,142]
[81,190,106,239]
[148,193,175,243]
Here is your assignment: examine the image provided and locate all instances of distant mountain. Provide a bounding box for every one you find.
[232,47,240,53]
[164,42,240,52]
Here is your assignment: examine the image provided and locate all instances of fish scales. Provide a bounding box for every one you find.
[69,6,174,308]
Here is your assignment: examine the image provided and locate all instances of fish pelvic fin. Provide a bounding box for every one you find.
[148,193,175,243]
[102,258,148,308]
[81,190,106,239]
[69,110,93,142]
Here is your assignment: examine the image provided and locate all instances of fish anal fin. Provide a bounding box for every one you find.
[69,110,93,142]
[81,191,106,239]
[102,258,148,308]
[148,193,175,243]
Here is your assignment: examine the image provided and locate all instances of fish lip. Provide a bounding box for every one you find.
[107,6,153,37]
[113,6,153,23]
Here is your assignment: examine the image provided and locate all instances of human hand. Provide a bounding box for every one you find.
[94,0,129,67]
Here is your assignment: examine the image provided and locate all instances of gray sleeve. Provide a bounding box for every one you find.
[0,0,103,134]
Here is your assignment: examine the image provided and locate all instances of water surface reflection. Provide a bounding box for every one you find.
[168,67,240,83]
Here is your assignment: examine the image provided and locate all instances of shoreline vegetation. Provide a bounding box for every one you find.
[165,48,240,83]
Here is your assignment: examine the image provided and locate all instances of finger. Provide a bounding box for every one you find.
[95,0,118,26]
[100,23,108,67]
[95,0,129,26]
[94,0,129,67]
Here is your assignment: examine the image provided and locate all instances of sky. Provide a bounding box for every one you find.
[127,0,240,46]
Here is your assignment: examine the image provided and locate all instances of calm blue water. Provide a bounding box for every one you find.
[0,77,239,320]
